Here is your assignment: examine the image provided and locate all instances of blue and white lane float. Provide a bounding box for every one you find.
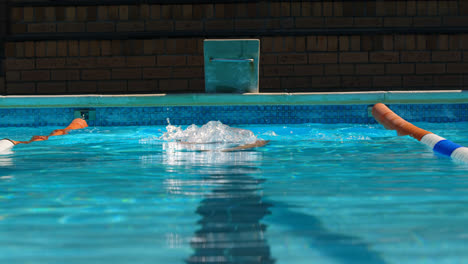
[372,103,468,164]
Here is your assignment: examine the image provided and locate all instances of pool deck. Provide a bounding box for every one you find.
[1,90,468,108]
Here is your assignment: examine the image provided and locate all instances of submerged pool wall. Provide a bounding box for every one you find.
[1,0,468,95]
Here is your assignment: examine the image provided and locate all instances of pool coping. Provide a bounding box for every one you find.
[1,90,468,108]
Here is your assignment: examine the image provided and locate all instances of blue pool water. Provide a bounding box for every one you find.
[1,122,468,264]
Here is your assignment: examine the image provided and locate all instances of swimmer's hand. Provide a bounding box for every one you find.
[222,140,270,152]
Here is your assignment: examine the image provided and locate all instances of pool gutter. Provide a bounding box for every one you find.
[1,90,468,108]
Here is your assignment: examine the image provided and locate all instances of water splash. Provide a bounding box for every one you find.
[160,121,258,144]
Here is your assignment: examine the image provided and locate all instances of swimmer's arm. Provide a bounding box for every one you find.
[179,140,269,152]
[221,140,270,152]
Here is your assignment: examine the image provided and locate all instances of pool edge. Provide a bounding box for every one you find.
[1,90,468,108]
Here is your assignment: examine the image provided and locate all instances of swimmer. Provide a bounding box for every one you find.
[162,121,269,152]
[0,118,88,153]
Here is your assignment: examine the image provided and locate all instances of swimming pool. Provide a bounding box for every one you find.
[1,121,468,264]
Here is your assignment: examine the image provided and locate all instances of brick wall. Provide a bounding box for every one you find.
[261,34,468,92]
[0,77,4,94]
[8,1,468,35]
[2,1,468,94]
[0,0,6,94]
[0,0,7,82]
[4,38,204,94]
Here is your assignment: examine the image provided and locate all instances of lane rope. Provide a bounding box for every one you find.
[372,103,468,163]
[0,118,88,153]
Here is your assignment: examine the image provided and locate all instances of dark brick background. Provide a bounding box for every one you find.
[2,0,468,94]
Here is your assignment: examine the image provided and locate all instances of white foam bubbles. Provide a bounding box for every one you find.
[160,121,258,145]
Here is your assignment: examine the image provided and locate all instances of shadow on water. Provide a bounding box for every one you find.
[162,143,386,264]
